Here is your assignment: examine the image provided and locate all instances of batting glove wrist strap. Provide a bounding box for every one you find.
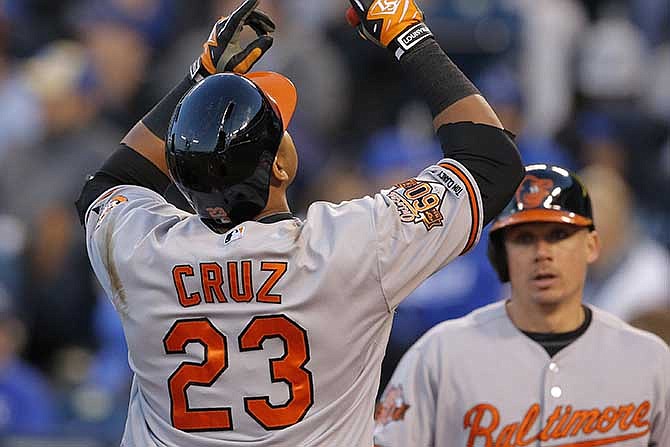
[190,0,274,82]
[387,22,433,60]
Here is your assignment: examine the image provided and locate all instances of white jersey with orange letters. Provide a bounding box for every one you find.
[373,301,670,447]
[84,159,483,447]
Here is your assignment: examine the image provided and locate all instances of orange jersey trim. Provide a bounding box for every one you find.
[438,162,480,254]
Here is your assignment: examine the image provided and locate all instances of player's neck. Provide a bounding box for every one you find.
[505,297,585,334]
[255,191,291,221]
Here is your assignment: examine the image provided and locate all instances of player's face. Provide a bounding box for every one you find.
[504,222,600,307]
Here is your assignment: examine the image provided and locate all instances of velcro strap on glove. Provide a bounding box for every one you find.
[388,22,433,60]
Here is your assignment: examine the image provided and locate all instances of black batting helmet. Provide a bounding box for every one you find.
[166,71,297,225]
[487,164,595,282]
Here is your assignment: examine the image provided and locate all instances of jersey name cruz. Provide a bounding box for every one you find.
[172,260,288,307]
[463,401,652,447]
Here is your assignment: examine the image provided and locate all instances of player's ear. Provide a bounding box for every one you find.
[271,133,297,185]
[272,156,289,182]
[585,229,600,264]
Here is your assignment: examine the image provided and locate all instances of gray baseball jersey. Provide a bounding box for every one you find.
[84,158,483,446]
[373,301,670,447]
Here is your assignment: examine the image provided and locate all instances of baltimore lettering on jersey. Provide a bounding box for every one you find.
[463,401,651,447]
[172,261,288,307]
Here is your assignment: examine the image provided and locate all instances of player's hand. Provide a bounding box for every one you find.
[190,0,275,82]
[346,0,433,59]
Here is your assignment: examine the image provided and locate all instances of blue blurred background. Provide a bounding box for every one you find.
[0,0,667,443]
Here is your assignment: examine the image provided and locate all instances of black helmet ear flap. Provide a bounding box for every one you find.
[487,229,509,283]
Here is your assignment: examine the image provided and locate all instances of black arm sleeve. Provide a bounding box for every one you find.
[399,39,480,117]
[141,76,195,140]
[437,122,524,225]
[75,144,172,224]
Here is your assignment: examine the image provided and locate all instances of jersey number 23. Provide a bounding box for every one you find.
[163,314,314,431]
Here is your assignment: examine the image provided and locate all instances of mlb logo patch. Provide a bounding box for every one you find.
[224,226,245,245]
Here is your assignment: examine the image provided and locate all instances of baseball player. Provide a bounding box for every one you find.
[373,164,670,447]
[75,1,523,445]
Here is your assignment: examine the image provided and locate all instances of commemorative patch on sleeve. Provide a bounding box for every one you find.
[386,178,447,230]
[94,194,128,229]
[375,384,411,427]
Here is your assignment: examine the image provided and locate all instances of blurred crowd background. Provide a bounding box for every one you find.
[0,0,667,444]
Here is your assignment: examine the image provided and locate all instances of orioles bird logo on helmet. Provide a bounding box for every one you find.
[516,175,555,209]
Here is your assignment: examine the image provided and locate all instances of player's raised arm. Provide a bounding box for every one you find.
[75,0,275,222]
[346,0,524,225]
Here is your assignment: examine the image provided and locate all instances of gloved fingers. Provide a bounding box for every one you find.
[227,0,262,27]
[199,1,273,78]
[345,7,361,27]
[200,18,227,74]
[216,0,260,46]
[246,9,275,36]
[226,35,274,74]
[347,0,370,17]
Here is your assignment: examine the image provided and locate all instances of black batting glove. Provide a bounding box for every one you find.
[346,0,433,60]
[190,0,275,82]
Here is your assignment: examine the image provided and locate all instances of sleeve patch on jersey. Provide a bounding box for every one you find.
[94,195,128,229]
[375,385,411,427]
[386,178,447,231]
